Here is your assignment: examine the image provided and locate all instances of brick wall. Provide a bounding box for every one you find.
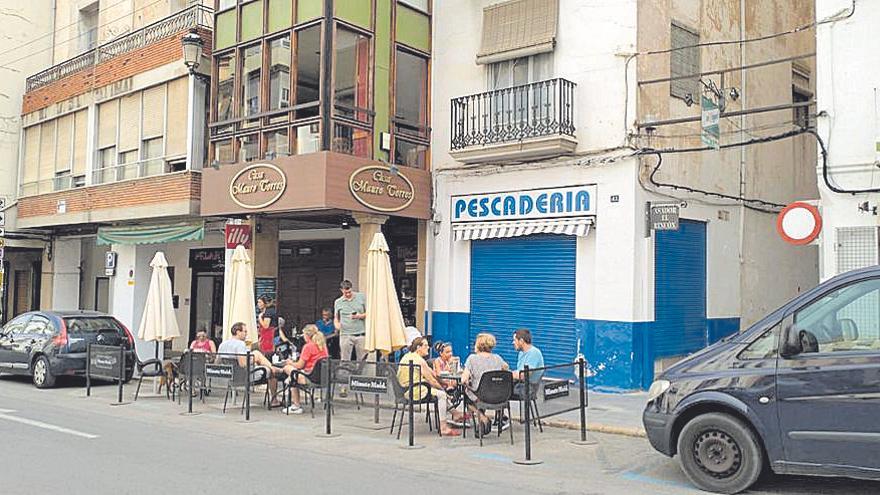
[23,28,213,115]
[18,172,201,219]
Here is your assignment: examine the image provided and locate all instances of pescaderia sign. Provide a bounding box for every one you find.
[229,163,287,209]
[349,165,415,213]
[452,185,597,223]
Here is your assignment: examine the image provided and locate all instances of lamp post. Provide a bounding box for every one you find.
[181,30,204,75]
[180,30,208,172]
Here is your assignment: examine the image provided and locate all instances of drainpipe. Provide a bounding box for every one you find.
[738,0,747,319]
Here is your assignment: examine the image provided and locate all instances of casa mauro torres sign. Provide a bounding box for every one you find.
[229,163,287,209]
[349,165,415,213]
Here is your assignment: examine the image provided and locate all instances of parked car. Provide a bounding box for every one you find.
[0,310,135,388]
[644,265,880,494]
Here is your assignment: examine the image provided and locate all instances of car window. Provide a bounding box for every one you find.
[793,277,880,354]
[64,317,126,337]
[739,324,780,360]
[2,314,31,336]
[24,316,51,337]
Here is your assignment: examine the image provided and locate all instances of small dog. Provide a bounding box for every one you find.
[158,361,177,396]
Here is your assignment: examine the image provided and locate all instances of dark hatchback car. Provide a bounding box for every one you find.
[0,310,135,388]
[644,266,880,494]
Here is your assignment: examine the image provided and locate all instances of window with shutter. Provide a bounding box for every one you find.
[55,114,74,173]
[38,121,56,183]
[73,109,88,176]
[118,92,141,153]
[166,77,188,158]
[670,22,701,101]
[477,0,559,65]
[98,100,119,149]
[142,85,165,139]
[23,125,40,185]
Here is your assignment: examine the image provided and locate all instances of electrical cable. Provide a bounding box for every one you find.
[810,128,880,194]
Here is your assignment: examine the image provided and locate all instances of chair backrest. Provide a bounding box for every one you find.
[179,351,208,379]
[474,370,513,405]
[218,355,250,387]
[380,362,407,401]
[305,358,327,385]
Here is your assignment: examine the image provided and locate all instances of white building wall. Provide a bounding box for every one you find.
[816,0,880,280]
[51,238,83,310]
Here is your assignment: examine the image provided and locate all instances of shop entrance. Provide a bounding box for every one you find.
[189,248,226,346]
[384,218,419,327]
[278,240,344,332]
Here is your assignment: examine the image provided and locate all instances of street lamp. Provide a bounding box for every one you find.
[181,30,204,75]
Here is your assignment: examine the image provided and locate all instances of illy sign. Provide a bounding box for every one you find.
[225,224,252,249]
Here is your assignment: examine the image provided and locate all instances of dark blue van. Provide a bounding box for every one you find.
[643,266,880,494]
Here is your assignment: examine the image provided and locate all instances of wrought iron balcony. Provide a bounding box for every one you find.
[450,78,576,151]
[25,4,213,92]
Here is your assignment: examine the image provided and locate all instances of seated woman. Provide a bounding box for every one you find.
[189,329,216,353]
[281,325,329,415]
[432,341,459,390]
[397,337,465,437]
[460,333,509,436]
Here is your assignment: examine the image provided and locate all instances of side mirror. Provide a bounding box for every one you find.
[779,325,803,358]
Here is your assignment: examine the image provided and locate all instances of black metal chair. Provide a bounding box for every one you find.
[332,360,367,409]
[511,379,544,433]
[285,358,328,417]
[465,370,514,446]
[174,351,208,403]
[133,352,165,401]
[384,362,441,439]
[220,357,268,415]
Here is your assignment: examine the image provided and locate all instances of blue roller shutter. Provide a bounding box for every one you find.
[470,234,577,368]
[654,219,707,357]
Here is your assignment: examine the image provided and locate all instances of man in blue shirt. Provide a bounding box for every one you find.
[315,308,339,358]
[513,328,544,395]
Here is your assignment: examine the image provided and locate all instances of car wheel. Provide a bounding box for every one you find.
[677,412,763,494]
[32,356,56,389]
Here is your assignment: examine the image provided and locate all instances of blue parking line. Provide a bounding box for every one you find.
[619,471,696,491]
[471,452,513,463]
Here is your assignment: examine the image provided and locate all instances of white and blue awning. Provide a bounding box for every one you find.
[452,217,594,241]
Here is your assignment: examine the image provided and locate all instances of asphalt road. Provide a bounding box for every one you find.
[0,374,876,495]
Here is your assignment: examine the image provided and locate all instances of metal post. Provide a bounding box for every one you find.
[118,345,124,403]
[325,359,332,435]
[514,366,542,464]
[187,350,194,414]
[86,344,91,397]
[373,352,380,425]
[571,357,597,446]
[245,352,252,421]
[407,360,415,447]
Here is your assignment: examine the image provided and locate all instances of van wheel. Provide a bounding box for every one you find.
[32,356,56,389]
[677,412,763,494]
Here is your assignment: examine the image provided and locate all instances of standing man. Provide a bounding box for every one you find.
[334,280,366,396]
[316,307,339,359]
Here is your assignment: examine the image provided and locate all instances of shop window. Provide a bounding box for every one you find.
[269,36,291,112]
[241,44,262,117]
[334,28,372,123]
[294,123,321,155]
[142,137,165,176]
[212,139,235,164]
[394,139,427,168]
[216,52,236,121]
[264,128,290,157]
[394,49,429,138]
[295,25,321,119]
[332,122,371,158]
[238,134,260,162]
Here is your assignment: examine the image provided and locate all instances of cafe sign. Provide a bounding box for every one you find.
[229,163,287,209]
[349,165,415,213]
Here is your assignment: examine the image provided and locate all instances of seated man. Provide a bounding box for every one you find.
[218,322,286,407]
[511,328,544,399]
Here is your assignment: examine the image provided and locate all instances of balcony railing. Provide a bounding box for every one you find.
[26,4,213,92]
[450,78,576,150]
[92,158,178,186]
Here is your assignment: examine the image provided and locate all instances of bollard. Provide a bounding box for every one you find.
[118,346,125,403]
[187,350,194,414]
[317,359,340,438]
[514,366,542,465]
[571,357,597,446]
[400,360,424,449]
[86,344,92,397]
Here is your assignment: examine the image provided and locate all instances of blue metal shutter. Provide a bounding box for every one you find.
[654,219,707,357]
[470,234,577,368]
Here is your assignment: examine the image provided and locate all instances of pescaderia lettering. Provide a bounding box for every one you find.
[454,189,591,219]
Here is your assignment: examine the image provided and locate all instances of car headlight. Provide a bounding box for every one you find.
[647,379,671,402]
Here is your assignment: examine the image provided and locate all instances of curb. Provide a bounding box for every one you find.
[529,418,647,438]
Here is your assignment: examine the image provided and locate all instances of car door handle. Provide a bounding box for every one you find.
[759,396,773,404]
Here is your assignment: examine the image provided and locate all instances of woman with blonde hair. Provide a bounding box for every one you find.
[461,332,509,435]
[282,324,329,414]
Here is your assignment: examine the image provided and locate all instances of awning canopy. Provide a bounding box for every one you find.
[476,0,559,65]
[97,222,205,246]
[453,217,593,241]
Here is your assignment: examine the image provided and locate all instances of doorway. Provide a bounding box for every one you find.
[278,240,344,332]
[94,277,109,313]
[191,273,224,345]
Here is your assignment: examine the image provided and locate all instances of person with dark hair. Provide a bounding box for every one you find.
[219,322,285,407]
[315,307,339,359]
[256,295,278,356]
[512,328,544,397]
[397,337,464,436]
[334,279,366,396]
[432,341,459,389]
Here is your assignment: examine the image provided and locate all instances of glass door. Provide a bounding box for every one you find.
[191,272,224,346]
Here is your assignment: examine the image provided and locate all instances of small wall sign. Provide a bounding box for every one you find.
[225,224,252,249]
[648,202,681,231]
[229,163,287,209]
[349,165,415,213]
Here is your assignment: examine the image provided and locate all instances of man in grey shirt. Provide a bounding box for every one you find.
[334,280,367,397]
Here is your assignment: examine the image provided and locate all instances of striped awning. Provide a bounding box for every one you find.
[453,217,594,241]
[97,222,205,246]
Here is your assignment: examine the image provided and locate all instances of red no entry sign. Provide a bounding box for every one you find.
[777,202,822,245]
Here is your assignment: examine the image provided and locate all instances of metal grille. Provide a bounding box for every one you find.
[670,22,700,100]
[836,227,879,275]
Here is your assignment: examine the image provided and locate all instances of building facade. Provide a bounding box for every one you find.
[0,1,56,324]
[199,0,433,337]
[815,1,880,280]
[429,0,818,390]
[12,1,215,358]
